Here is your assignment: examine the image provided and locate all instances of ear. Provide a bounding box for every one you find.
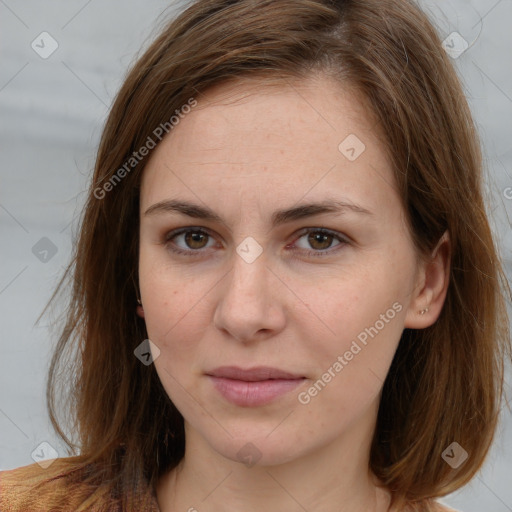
[136,304,145,318]
[404,230,451,329]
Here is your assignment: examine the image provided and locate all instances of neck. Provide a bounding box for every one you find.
[156,404,392,512]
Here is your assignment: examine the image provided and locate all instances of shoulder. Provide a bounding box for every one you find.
[0,456,160,512]
[0,457,93,512]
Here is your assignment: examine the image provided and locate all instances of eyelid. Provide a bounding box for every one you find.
[163,227,219,254]
[163,226,350,257]
[293,226,351,244]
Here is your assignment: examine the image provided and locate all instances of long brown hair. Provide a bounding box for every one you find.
[25,0,512,510]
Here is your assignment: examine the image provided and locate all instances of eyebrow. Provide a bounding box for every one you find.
[144,198,373,228]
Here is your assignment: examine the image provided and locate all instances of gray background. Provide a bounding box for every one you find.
[0,1,511,511]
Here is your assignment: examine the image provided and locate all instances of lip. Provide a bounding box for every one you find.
[207,365,304,381]
[206,366,306,407]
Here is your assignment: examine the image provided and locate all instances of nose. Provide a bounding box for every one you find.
[213,247,287,343]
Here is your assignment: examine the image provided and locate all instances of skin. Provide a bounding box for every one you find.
[137,75,451,512]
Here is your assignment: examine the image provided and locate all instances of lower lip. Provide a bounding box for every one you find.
[208,376,305,407]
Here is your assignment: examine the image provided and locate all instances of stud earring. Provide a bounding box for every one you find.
[419,307,429,315]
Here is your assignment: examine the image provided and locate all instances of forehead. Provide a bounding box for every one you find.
[140,75,399,221]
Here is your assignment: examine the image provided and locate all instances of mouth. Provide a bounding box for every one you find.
[206,365,305,381]
[205,366,307,407]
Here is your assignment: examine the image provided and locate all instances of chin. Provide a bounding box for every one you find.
[204,430,309,468]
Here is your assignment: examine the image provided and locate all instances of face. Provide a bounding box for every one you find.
[138,75,422,467]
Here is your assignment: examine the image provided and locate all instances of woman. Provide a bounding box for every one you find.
[1,0,510,511]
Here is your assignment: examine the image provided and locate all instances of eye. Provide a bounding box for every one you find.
[164,228,216,256]
[290,227,348,257]
[163,227,349,258]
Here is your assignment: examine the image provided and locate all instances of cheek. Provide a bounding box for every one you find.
[299,264,407,382]
[299,305,404,420]
[315,303,403,384]
[143,292,202,356]
[139,246,205,341]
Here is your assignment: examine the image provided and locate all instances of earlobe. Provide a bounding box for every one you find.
[404,230,451,329]
[136,298,145,318]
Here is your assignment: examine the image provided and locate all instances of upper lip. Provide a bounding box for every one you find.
[206,366,305,381]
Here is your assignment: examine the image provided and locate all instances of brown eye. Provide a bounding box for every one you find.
[183,230,209,249]
[292,228,347,257]
[306,231,335,250]
[164,228,216,256]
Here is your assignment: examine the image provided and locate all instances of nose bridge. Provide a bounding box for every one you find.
[212,238,283,340]
[227,238,269,302]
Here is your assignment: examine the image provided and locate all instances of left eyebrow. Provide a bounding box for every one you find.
[144,198,374,228]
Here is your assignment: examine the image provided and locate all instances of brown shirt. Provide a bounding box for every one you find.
[0,458,161,512]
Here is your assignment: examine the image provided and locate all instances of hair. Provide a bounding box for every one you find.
[20,0,512,510]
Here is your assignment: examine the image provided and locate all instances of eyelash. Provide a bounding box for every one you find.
[163,226,350,259]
